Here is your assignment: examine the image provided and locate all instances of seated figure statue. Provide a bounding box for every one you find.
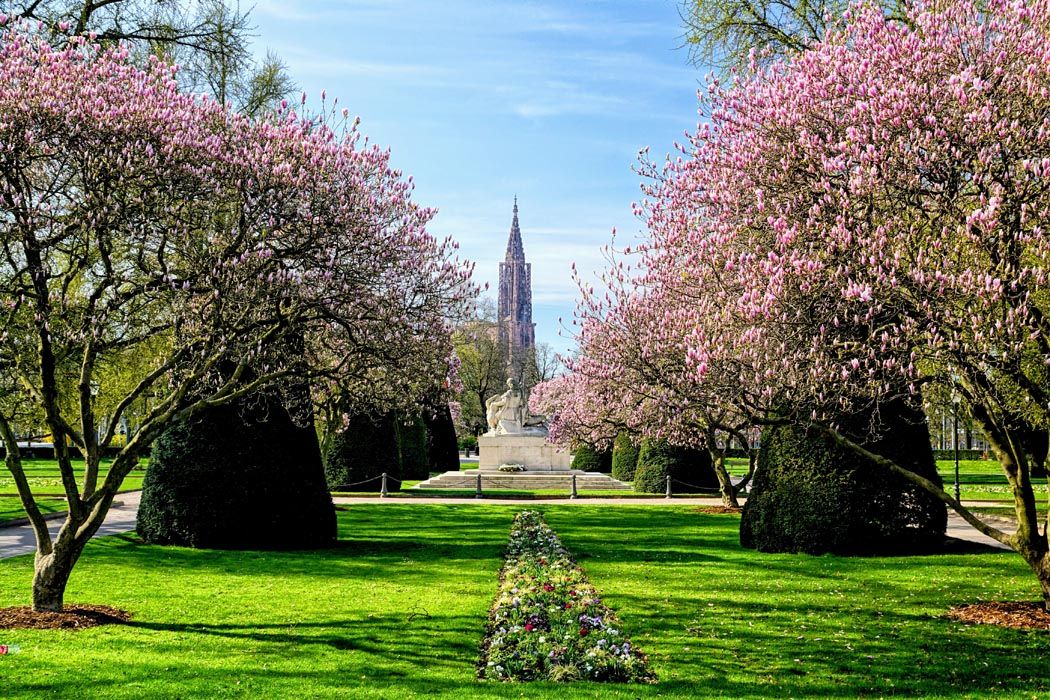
[485,378,547,436]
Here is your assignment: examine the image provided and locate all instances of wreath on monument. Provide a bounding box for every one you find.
[498,464,527,473]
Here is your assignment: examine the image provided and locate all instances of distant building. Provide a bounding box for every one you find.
[497,197,536,374]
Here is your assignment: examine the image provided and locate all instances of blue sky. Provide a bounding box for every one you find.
[251,0,701,355]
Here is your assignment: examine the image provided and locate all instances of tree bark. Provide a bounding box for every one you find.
[32,547,75,612]
[27,459,125,612]
[709,448,740,508]
[1036,557,1050,611]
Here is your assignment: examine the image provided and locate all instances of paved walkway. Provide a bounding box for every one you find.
[0,491,1010,559]
[0,491,141,560]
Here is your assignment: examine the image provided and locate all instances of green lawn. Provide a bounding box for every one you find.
[337,485,707,499]
[1,505,1047,697]
[0,458,148,497]
[0,496,66,525]
[0,458,148,525]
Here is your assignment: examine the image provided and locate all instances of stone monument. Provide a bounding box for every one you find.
[478,378,571,471]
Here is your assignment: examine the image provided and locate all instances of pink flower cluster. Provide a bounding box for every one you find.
[479,511,654,683]
[537,0,1050,458]
[0,21,473,487]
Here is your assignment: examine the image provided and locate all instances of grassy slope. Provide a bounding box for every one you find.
[1,505,1049,698]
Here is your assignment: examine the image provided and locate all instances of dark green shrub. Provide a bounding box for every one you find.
[324,413,401,492]
[424,402,461,472]
[137,391,336,550]
[570,444,597,471]
[611,432,640,481]
[740,397,947,555]
[633,439,718,494]
[396,413,430,481]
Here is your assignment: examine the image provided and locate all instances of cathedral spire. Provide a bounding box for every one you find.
[497,197,536,376]
[506,196,524,262]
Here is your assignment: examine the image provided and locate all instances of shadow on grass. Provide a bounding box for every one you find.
[5,504,1049,698]
[537,505,1050,697]
[72,507,514,580]
[127,613,483,658]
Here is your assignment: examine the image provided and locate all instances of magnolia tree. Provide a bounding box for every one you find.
[598,0,1050,602]
[530,273,756,506]
[0,24,472,612]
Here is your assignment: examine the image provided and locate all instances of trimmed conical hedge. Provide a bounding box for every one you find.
[633,439,718,494]
[572,444,611,472]
[611,432,640,481]
[324,413,401,492]
[423,402,460,473]
[395,413,430,481]
[740,397,947,554]
[137,391,336,550]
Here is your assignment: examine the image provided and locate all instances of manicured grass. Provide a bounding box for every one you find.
[0,496,65,526]
[968,504,1042,520]
[1,505,1048,697]
[543,507,1050,697]
[0,458,148,497]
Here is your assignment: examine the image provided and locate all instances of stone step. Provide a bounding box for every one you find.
[412,470,631,491]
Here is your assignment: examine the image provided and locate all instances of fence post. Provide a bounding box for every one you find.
[665,475,672,499]
[381,472,388,498]
[570,474,578,500]
[475,473,483,499]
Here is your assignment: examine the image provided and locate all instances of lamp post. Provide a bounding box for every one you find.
[952,395,961,502]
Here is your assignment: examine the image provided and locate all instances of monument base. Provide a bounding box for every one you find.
[411,469,631,490]
[478,434,572,471]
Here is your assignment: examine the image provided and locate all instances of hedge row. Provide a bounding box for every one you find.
[571,445,612,472]
[324,407,458,492]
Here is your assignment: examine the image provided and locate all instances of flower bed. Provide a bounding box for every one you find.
[478,510,655,683]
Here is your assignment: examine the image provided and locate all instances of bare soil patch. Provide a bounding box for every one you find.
[948,601,1050,630]
[693,505,742,515]
[0,604,130,630]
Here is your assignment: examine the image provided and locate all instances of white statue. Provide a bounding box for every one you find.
[485,378,547,436]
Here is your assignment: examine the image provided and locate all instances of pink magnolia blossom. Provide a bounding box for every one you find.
[0,23,473,610]
[548,0,1050,595]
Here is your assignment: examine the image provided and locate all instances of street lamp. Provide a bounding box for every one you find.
[952,394,961,502]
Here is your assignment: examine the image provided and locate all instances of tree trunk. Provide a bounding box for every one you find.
[709,448,739,508]
[27,480,121,613]
[31,544,79,612]
[1036,558,1050,611]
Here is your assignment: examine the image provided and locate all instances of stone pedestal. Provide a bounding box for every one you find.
[478,434,572,472]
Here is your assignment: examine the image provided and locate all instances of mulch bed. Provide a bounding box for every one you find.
[693,506,742,515]
[948,601,1050,630]
[0,604,131,630]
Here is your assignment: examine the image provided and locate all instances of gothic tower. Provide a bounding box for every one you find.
[498,198,536,373]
